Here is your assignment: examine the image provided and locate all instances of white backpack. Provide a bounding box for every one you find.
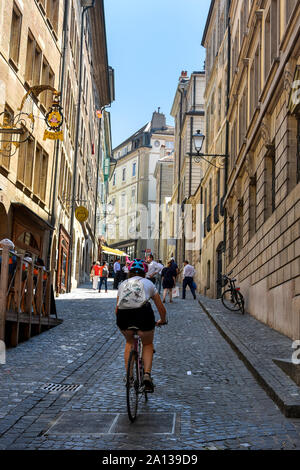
[118,277,147,310]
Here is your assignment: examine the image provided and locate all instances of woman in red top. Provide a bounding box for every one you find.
[92,261,101,290]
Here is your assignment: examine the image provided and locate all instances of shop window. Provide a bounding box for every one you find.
[9,3,22,66]
[237,199,244,252]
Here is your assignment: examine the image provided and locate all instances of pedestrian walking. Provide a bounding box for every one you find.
[92,261,101,290]
[170,258,179,279]
[98,261,109,293]
[161,261,176,303]
[146,254,160,285]
[113,258,122,289]
[182,260,197,300]
[155,259,164,294]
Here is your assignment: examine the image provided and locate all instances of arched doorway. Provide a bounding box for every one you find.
[0,204,8,240]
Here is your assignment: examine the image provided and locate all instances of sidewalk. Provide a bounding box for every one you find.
[198,295,300,418]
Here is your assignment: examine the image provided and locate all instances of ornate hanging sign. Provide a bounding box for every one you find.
[75,206,89,223]
[43,92,64,141]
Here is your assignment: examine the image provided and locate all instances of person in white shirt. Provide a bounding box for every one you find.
[146,254,160,284]
[182,260,197,300]
[155,259,164,294]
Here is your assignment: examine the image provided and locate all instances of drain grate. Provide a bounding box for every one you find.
[41,383,82,393]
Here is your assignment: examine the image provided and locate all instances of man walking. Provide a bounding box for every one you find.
[146,254,160,285]
[113,258,122,289]
[182,260,196,300]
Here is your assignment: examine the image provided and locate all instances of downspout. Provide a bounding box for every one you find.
[47,0,69,271]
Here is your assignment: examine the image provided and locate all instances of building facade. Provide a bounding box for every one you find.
[224,0,300,339]
[107,111,174,259]
[0,0,113,295]
[0,0,64,264]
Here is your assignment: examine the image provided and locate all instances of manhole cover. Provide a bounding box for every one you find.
[45,412,177,435]
[113,413,177,435]
[45,412,118,435]
[41,383,82,393]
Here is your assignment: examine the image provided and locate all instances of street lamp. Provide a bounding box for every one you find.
[190,129,228,168]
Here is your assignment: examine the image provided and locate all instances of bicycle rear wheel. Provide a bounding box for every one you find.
[126,350,139,422]
[221,289,244,313]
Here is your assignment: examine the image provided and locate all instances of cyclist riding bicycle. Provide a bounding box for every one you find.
[115,258,167,392]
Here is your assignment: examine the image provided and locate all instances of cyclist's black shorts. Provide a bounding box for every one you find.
[116,302,156,332]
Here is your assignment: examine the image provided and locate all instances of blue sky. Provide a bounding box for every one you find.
[104,0,211,149]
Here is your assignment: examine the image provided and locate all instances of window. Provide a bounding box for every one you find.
[228,216,234,262]
[132,162,136,177]
[113,171,116,186]
[9,3,22,65]
[237,200,244,252]
[25,33,42,85]
[41,59,55,109]
[33,145,48,201]
[121,193,126,209]
[131,187,136,204]
[17,134,35,188]
[265,147,276,219]
[122,167,126,182]
[46,0,59,32]
[207,260,211,289]
[249,175,257,239]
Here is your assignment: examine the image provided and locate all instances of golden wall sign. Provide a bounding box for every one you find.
[75,206,89,223]
[43,95,64,142]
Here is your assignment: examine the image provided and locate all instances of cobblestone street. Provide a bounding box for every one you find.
[1,282,300,450]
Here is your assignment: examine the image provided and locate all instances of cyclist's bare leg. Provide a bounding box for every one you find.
[121,330,135,371]
[138,330,155,374]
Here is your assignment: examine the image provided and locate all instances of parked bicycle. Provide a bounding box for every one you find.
[126,323,167,423]
[220,273,245,314]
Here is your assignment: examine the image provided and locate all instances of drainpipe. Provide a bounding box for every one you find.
[67,2,95,292]
[47,0,69,271]
[93,113,102,260]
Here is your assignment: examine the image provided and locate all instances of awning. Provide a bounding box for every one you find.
[12,202,54,230]
[101,245,127,257]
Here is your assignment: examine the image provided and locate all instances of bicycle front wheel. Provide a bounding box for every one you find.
[126,350,139,422]
[221,289,244,313]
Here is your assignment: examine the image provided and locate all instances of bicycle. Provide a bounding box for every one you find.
[220,273,245,314]
[126,322,167,423]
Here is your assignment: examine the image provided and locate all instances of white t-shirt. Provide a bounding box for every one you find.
[118,276,157,302]
[146,261,160,279]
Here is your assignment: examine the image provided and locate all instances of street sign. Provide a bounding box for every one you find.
[75,206,89,223]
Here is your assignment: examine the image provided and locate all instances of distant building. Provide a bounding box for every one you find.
[107,111,174,259]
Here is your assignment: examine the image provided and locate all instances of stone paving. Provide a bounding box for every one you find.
[0,282,300,450]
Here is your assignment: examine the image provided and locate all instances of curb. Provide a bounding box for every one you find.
[198,299,300,418]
